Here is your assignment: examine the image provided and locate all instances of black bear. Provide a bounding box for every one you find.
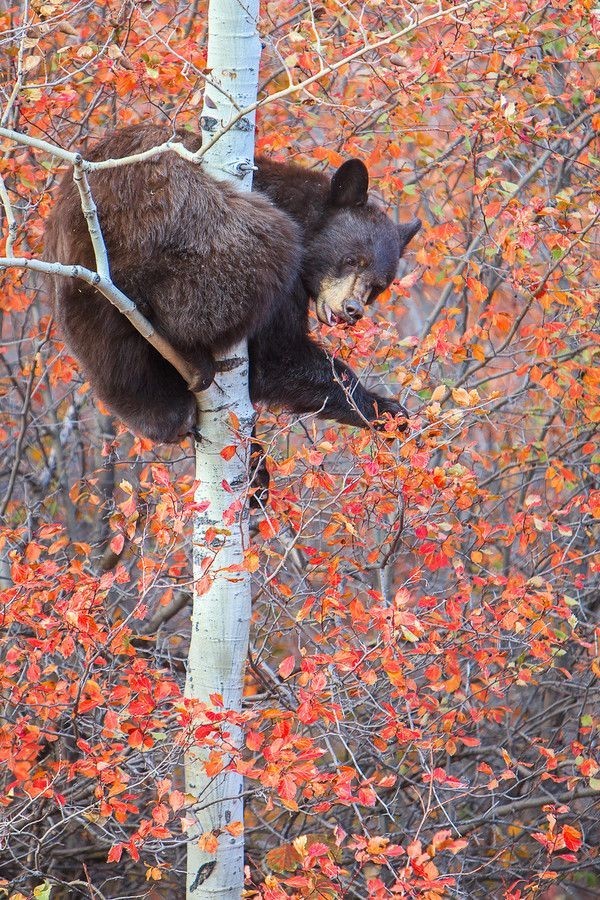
[45,125,421,443]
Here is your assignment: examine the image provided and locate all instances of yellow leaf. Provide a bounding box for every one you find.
[401,625,420,643]
[293,835,307,855]
[23,54,43,73]
[451,387,471,407]
[145,866,162,881]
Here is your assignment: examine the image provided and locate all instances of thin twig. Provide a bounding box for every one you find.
[1,318,52,517]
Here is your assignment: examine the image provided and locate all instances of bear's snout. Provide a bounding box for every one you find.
[343,298,364,323]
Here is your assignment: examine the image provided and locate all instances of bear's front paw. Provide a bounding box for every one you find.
[372,397,409,431]
[188,371,214,393]
[185,355,217,394]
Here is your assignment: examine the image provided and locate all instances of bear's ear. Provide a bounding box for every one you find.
[397,217,422,248]
[329,159,369,208]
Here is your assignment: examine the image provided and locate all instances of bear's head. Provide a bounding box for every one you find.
[303,159,421,326]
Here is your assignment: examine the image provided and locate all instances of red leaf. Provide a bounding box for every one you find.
[110,533,124,555]
[279,655,295,679]
[107,844,123,863]
[562,825,582,852]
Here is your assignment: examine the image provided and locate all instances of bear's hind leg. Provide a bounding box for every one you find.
[93,337,198,443]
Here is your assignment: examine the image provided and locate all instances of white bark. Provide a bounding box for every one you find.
[184,1,261,897]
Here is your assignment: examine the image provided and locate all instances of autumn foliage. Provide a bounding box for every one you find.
[1,0,599,897]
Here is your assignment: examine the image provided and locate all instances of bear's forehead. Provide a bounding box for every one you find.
[330,206,399,246]
[352,216,400,266]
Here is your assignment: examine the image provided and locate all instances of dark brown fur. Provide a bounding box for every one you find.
[45,125,420,442]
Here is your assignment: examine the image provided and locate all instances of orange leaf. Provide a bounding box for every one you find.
[198,831,219,854]
[195,573,212,596]
[266,842,302,873]
[466,276,488,302]
[205,752,225,777]
[246,730,264,751]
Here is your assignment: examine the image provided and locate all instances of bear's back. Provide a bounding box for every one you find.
[51,125,232,274]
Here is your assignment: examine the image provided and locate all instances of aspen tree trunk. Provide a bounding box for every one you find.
[184,1,261,897]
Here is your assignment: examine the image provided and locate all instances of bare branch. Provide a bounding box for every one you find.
[72,155,109,278]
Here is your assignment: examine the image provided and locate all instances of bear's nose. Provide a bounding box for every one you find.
[344,298,364,322]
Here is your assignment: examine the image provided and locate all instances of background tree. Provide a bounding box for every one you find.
[0,1,598,898]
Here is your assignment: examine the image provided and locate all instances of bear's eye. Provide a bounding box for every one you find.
[344,255,358,268]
